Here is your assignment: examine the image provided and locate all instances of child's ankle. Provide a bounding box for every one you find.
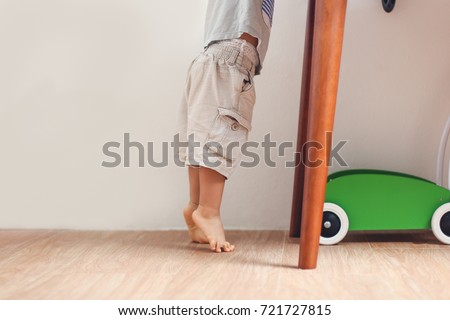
[188,201,199,208]
[197,204,220,217]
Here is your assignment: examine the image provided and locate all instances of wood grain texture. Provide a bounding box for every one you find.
[0,230,449,299]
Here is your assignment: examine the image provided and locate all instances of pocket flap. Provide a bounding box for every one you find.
[218,107,252,131]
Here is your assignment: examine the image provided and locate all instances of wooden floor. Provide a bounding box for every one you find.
[1,230,449,299]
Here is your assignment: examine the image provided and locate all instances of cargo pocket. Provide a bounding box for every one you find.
[205,107,251,162]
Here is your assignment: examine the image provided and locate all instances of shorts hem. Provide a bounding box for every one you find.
[185,158,232,180]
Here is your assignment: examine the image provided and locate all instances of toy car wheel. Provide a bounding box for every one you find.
[382,0,396,13]
[320,203,349,245]
[431,203,450,244]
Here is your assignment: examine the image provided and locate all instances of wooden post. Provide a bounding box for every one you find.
[298,0,347,269]
[289,0,316,238]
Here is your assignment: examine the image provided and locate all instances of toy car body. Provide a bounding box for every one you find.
[321,169,450,245]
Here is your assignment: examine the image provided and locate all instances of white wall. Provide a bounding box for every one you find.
[1,0,449,230]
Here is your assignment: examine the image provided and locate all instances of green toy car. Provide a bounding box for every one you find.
[321,117,450,245]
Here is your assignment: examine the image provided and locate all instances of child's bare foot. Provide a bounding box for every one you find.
[183,201,209,244]
[192,205,235,253]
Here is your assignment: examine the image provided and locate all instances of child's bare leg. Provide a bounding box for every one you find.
[192,167,235,253]
[183,166,208,243]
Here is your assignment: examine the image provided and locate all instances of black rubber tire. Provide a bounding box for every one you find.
[382,0,396,13]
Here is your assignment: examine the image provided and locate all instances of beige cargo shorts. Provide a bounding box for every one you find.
[175,39,259,179]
